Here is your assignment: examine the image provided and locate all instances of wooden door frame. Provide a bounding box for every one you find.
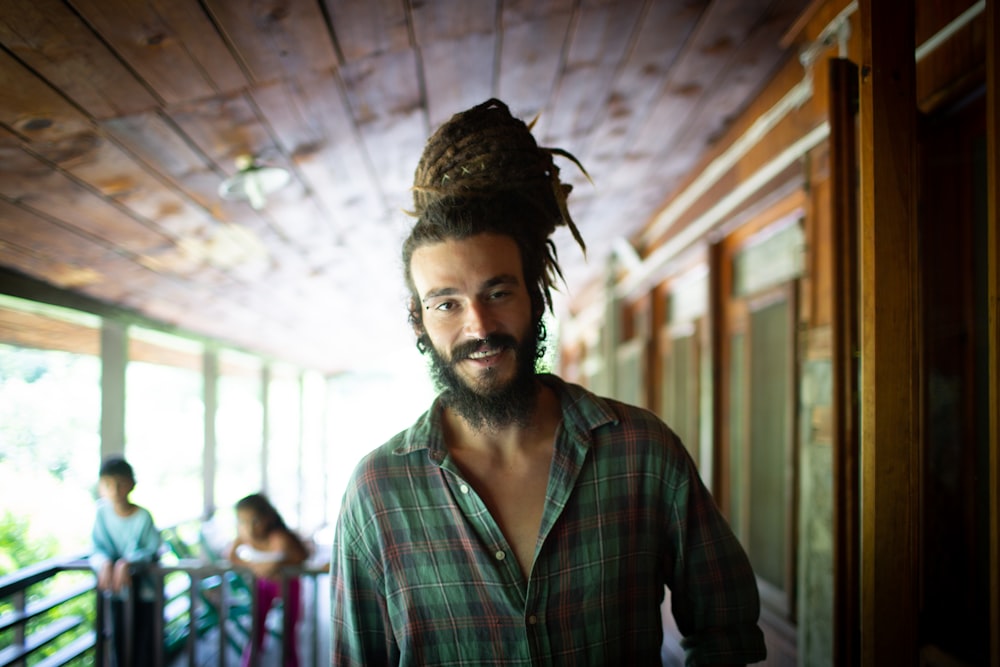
[828,56,861,667]
[986,0,1000,663]
[857,1,920,663]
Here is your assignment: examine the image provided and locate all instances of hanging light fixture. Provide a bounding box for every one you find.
[218,154,291,210]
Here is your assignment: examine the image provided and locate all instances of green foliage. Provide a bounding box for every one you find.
[1,512,96,663]
[0,511,58,577]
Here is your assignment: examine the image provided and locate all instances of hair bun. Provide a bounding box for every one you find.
[411,98,587,254]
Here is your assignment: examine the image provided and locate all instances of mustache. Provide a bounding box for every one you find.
[451,333,518,362]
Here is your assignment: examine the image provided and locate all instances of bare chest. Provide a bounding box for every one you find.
[452,450,552,577]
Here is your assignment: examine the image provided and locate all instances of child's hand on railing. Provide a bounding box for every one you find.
[111,559,132,593]
[97,561,115,592]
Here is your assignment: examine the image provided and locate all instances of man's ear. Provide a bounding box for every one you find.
[407,298,425,339]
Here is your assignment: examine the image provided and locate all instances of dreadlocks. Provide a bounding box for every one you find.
[403,98,588,335]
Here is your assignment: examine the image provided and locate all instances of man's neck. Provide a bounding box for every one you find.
[442,380,561,458]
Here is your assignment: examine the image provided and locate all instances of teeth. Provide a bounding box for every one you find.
[468,349,497,360]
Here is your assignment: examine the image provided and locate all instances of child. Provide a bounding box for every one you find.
[89,455,161,666]
[228,493,309,667]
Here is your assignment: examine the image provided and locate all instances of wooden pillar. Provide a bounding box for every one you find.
[829,57,861,667]
[857,1,920,664]
[100,319,127,460]
[261,363,271,495]
[986,0,1000,663]
[203,347,219,518]
[708,241,726,506]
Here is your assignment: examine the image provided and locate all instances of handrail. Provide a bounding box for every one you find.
[0,553,329,667]
[0,554,89,598]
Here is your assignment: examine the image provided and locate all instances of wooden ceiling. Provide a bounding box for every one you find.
[0,0,814,374]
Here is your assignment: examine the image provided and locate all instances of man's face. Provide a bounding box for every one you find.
[410,233,540,429]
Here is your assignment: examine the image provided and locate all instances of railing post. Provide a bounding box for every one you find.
[153,569,166,667]
[124,584,136,667]
[187,572,199,666]
[12,589,26,667]
[282,576,293,667]
[217,572,228,667]
[311,574,320,667]
[248,575,259,667]
[95,589,106,667]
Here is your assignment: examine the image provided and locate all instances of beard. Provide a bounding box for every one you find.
[425,321,542,432]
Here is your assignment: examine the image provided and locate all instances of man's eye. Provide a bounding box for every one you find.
[487,290,511,301]
[434,301,458,312]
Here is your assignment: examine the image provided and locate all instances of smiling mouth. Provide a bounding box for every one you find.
[467,348,502,360]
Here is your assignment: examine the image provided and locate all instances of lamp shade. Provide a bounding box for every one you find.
[218,156,291,210]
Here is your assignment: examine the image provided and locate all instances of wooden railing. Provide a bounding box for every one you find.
[0,555,329,667]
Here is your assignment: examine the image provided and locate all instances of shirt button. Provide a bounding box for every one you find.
[527,615,538,625]
[494,550,506,561]
[459,484,469,494]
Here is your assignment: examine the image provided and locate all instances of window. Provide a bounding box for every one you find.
[216,349,264,516]
[0,297,102,554]
[659,266,708,469]
[266,363,303,529]
[126,327,205,527]
[723,214,803,619]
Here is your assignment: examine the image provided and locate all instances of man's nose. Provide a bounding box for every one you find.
[463,301,494,338]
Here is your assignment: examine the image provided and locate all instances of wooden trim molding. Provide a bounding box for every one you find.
[828,57,861,667]
[986,0,1000,663]
[858,0,920,663]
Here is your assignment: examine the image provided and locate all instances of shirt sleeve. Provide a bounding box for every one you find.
[663,438,767,664]
[123,508,161,565]
[330,493,398,666]
[89,503,114,571]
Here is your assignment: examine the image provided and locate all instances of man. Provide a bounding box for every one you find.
[331,99,766,665]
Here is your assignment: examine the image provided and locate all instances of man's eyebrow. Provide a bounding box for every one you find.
[421,287,458,303]
[420,274,520,304]
[482,274,520,290]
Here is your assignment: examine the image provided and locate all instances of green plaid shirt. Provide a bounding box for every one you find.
[331,375,765,665]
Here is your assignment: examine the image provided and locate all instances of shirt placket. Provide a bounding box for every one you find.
[435,452,529,609]
[524,422,591,666]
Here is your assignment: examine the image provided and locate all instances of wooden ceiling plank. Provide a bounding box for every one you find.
[496,4,575,122]
[164,91,311,246]
[643,0,807,193]
[322,0,410,63]
[100,111,242,217]
[0,0,158,119]
[0,198,148,282]
[0,142,178,256]
[68,0,241,104]
[575,0,707,166]
[0,42,225,244]
[201,0,338,84]
[627,0,775,156]
[535,0,645,147]
[145,0,249,94]
[249,72,385,230]
[0,244,108,295]
[168,92,278,172]
[340,49,426,217]
[413,0,498,128]
[0,47,96,144]
[59,135,218,240]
